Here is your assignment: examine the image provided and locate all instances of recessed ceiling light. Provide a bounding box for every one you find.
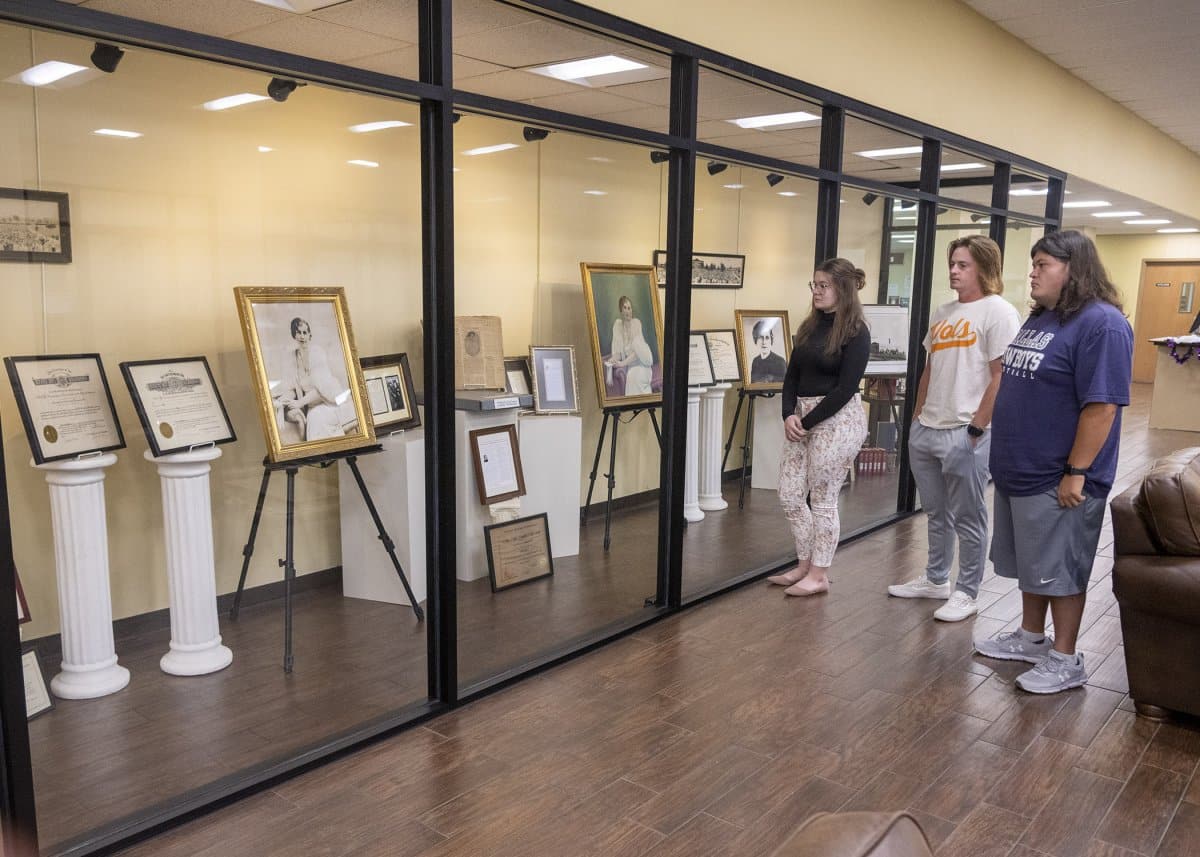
[583,190,607,196]
[586,156,614,163]
[348,159,379,168]
[940,162,986,173]
[527,54,646,83]
[348,120,412,133]
[203,93,271,111]
[1009,188,1049,196]
[1159,227,1199,233]
[257,146,274,153]
[94,128,142,138]
[1093,210,1142,218]
[17,61,88,87]
[462,143,519,156]
[722,183,745,190]
[1062,200,1110,208]
[248,0,345,10]
[856,146,922,158]
[777,191,798,197]
[1124,219,1170,225]
[728,110,820,129]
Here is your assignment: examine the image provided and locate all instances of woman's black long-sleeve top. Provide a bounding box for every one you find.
[780,312,871,429]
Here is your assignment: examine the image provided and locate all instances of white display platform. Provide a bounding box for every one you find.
[36,453,131,699]
[684,388,705,522]
[456,408,519,581]
[750,395,784,491]
[145,447,233,676]
[698,383,731,511]
[338,429,427,605]
[517,412,582,558]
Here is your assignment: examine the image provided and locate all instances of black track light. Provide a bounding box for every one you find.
[267,77,304,102]
[649,151,670,164]
[766,173,784,187]
[522,127,550,142]
[452,113,462,124]
[862,192,878,206]
[707,161,728,176]
[90,42,124,74]
[970,213,989,223]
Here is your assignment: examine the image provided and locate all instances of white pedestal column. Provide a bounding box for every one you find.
[698,382,731,511]
[517,413,582,558]
[684,388,705,522]
[146,448,233,676]
[38,453,130,699]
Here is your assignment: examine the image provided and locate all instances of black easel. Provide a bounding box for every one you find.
[721,389,777,510]
[580,406,661,550]
[229,445,423,673]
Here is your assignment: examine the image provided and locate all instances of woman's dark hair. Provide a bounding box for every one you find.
[796,258,867,356]
[1030,230,1123,321]
[290,317,309,338]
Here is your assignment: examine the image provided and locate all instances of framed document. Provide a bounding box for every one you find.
[120,357,237,457]
[454,315,505,390]
[233,286,375,463]
[3,353,126,464]
[734,309,793,392]
[529,345,580,414]
[360,352,420,434]
[580,263,665,409]
[468,424,526,505]
[484,513,554,592]
[0,187,71,264]
[700,329,741,383]
[504,356,533,396]
[22,649,53,720]
[687,333,715,386]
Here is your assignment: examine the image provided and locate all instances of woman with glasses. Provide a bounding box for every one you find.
[766,259,871,596]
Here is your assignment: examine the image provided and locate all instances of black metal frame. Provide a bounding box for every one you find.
[0,0,1065,852]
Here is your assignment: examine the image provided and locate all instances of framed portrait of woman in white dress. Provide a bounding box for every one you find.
[234,286,375,463]
[580,263,665,409]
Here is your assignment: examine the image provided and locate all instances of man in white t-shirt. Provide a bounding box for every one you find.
[888,235,1021,621]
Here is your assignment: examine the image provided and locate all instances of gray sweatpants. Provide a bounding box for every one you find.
[908,422,991,598]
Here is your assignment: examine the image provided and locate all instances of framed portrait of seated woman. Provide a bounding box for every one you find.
[234,286,375,463]
[580,263,665,410]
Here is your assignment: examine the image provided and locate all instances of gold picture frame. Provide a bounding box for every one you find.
[580,262,665,409]
[234,286,375,463]
[734,309,793,392]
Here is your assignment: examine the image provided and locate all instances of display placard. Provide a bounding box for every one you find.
[360,352,420,434]
[469,424,526,505]
[484,513,554,592]
[120,356,237,457]
[22,649,53,720]
[699,329,741,383]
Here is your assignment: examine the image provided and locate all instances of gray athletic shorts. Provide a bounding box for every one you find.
[990,489,1105,597]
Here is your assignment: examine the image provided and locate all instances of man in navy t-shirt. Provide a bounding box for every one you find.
[975,231,1132,696]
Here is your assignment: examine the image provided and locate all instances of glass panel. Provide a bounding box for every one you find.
[452,116,664,690]
[843,115,925,190]
[1001,221,1042,317]
[0,24,426,850]
[937,146,996,211]
[1008,170,1055,219]
[697,67,822,169]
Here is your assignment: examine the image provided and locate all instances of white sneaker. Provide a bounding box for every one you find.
[933,591,978,622]
[887,576,951,599]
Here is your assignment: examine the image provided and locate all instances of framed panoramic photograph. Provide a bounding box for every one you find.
[233,286,375,463]
[504,356,533,396]
[529,345,580,414]
[469,424,526,505]
[360,352,420,434]
[0,188,71,264]
[3,353,126,464]
[120,356,237,457]
[580,262,665,409]
[699,329,741,383]
[22,648,54,720]
[733,310,792,391]
[862,305,909,375]
[653,250,745,288]
[484,513,554,592]
[687,333,715,386]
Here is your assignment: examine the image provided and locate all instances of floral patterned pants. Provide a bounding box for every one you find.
[778,395,868,567]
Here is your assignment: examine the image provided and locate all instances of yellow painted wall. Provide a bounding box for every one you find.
[1095,233,1200,329]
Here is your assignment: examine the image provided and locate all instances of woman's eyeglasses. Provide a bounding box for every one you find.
[808,281,833,292]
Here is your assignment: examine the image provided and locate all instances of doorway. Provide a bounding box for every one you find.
[1132,260,1200,383]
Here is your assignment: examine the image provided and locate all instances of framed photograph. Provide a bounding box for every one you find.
[15,567,31,625]
[863,305,910,375]
[233,286,375,463]
[529,345,580,414]
[699,329,741,383]
[360,352,420,434]
[455,315,505,390]
[504,356,533,396]
[120,356,237,457]
[22,648,54,719]
[734,310,792,391]
[0,188,71,264]
[688,332,715,386]
[580,263,665,409]
[469,424,526,505]
[653,250,745,288]
[3,354,126,465]
[485,513,554,592]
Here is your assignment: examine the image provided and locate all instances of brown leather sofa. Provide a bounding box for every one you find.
[770,811,933,857]
[1111,446,1200,720]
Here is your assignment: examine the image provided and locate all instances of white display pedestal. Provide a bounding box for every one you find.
[750,395,784,491]
[337,430,427,605]
[456,408,519,581]
[684,388,705,522]
[517,413,582,558]
[698,383,731,511]
[145,448,233,677]
[37,454,130,699]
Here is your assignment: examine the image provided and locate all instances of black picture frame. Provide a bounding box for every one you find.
[697,329,742,383]
[503,356,533,396]
[21,648,54,720]
[653,249,746,289]
[120,356,237,457]
[15,567,31,625]
[484,513,554,592]
[360,352,421,433]
[0,187,72,264]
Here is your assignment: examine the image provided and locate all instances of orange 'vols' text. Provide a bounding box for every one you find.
[929,318,978,351]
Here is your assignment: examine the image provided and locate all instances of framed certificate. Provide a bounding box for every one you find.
[3,353,126,464]
[688,333,715,386]
[22,648,53,720]
[360,352,420,434]
[468,424,526,505]
[699,329,741,383]
[120,357,237,457]
[484,513,554,592]
[528,345,580,414]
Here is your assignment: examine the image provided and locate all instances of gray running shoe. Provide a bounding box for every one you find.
[973,630,1053,664]
[1016,651,1088,694]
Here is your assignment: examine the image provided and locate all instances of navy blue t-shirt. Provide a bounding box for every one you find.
[990,300,1132,498]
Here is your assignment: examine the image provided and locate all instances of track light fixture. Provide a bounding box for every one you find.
[90,42,124,74]
[970,213,989,223]
[452,113,462,124]
[649,151,670,164]
[707,161,728,176]
[862,192,878,206]
[766,173,784,187]
[522,127,550,142]
[267,77,304,102]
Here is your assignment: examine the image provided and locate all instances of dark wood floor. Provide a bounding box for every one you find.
[108,385,1200,857]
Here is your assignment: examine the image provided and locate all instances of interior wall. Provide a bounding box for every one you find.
[1095,233,1200,331]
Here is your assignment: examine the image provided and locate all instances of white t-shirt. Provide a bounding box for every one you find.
[918,294,1021,429]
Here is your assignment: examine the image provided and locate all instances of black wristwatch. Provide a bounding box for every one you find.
[966,424,985,438]
[1063,463,1088,477]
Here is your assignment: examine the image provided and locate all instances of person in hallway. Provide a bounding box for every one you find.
[749,318,788,383]
[974,230,1132,694]
[766,258,871,596]
[888,235,1021,621]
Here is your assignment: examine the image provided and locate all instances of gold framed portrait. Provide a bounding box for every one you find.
[580,263,665,410]
[734,309,793,392]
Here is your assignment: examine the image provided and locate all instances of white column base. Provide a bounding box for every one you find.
[51,657,130,700]
[161,640,233,677]
[684,388,705,523]
[698,383,731,511]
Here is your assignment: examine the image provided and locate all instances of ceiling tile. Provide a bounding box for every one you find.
[311,0,420,43]
[230,15,406,62]
[455,69,584,101]
[452,0,541,38]
[81,0,287,37]
[454,19,616,67]
[525,89,650,116]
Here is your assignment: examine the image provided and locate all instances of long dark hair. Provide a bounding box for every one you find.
[1030,230,1123,322]
[796,258,867,355]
